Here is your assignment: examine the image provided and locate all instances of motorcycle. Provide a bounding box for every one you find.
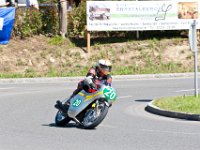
[54,82,117,129]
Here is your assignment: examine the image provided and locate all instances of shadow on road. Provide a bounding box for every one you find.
[42,123,96,130]
[43,123,78,128]
[135,99,152,103]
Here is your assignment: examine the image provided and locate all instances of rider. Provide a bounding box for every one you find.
[55,59,112,112]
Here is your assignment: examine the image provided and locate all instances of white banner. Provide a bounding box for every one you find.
[87,0,200,31]
[0,17,4,31]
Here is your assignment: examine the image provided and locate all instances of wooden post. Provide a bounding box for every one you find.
[87,31,91,53]
[136,31,139,39]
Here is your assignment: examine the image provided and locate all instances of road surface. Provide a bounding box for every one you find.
[0,77,199,150]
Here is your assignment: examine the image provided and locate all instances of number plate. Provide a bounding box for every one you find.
[103,86,117,101]
[72,99,82,107]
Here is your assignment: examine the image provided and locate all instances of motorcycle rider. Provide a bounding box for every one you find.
[55,59,112,113]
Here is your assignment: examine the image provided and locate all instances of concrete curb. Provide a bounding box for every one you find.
[0,72,195,84]
[145,100,200,121]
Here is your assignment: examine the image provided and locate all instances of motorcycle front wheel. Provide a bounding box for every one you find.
[55,110,71,127]
[81,101,109,129]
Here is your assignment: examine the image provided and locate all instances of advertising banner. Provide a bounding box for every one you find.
[0,7,16,44]
[87,0,200,31]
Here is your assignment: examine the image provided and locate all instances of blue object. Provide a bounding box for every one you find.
[0,7,16,44]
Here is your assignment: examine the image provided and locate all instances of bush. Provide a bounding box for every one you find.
[40,5,59,36]
[13,5,59,38]
[68,1,86,37]
[13,8,42,38]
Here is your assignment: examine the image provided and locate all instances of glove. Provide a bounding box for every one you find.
[84,76,93,85]
[84,76,96,89]
[90,82,96,89]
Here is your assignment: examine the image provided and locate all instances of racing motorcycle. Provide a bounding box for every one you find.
[54,82,117,129]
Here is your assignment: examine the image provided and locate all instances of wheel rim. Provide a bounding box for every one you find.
[82,103,105,126]
[56,111,66,122]
[82,109,96,126]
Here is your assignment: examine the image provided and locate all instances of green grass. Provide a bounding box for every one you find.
[0,73,24,78]
[0,62,193,78]
[153,95,200,114]
[48,36,65,45]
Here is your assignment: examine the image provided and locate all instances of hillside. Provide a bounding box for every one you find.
[0,35,198,78]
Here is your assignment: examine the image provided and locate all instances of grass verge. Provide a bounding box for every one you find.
[153,95,200,114]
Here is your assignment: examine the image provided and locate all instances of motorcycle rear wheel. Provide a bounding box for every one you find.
[55,110,71,127]
[81,102,109,129]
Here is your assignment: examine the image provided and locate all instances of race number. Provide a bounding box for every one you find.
[72,99,82,107]
[103,87,117,100]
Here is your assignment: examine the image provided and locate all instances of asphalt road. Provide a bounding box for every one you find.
[0,77,200,150]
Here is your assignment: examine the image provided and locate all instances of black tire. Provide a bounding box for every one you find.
[81,102,109,129]
[55,110,71,127]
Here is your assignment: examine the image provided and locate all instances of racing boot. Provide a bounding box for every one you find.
[54,89,80,112]
[54,100,69,114]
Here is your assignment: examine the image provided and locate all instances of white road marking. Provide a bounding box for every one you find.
[118,95,132,99]
[0,87,14,90]
[175,89,199,93]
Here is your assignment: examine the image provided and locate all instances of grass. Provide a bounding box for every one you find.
[48,36,65,45]
[0,73,24,78]
[0,61,193,78]
[153,95,200,114]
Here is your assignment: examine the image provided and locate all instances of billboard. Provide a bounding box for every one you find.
[87,0,200,31]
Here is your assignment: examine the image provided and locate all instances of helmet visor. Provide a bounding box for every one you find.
[99,64,112,72]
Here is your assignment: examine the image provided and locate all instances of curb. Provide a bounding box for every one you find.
[0,72,195,84]
[145,100,200,121]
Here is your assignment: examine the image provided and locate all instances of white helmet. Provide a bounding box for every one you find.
[96,59,112,75]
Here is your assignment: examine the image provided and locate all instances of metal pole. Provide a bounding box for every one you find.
[192,20,198,97]
[136,0,139,39]
[194,50,198,97]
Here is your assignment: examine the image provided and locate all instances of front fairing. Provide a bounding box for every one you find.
[67,84,117,119]
[67,89,104,118]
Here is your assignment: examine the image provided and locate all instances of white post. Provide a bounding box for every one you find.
[190,20,198,97]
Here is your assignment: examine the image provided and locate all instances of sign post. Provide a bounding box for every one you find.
[189,20,198,97]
